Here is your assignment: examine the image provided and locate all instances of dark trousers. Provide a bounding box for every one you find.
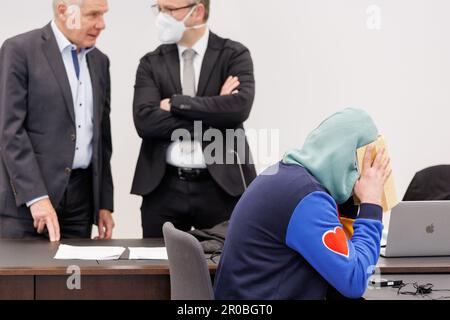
[0,167,94,240]
[141,166,239,238]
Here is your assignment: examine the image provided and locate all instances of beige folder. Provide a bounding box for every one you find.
[355,135,399,213]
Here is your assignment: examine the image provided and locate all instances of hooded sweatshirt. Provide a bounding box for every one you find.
[214,108,384,300]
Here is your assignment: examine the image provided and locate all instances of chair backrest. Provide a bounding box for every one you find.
[403,165,450,201]
[162,222,214,300]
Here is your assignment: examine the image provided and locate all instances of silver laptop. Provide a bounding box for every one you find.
[381,201,450,257]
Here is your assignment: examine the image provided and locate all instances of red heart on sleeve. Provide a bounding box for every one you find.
[322,227,349,258]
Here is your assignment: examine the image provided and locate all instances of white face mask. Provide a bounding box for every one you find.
[156,5,206,44]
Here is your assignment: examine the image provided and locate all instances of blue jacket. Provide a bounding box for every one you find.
[214,162,383,300]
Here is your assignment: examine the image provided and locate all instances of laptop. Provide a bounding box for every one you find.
[381,201,450,257]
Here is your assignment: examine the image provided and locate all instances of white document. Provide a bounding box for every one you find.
[128,247,168,260]
[54,244,126,261]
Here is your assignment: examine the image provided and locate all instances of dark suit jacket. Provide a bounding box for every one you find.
[131,31,257,198]
[0,23,113,224]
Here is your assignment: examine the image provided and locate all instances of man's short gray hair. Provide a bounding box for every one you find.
[190,0,210,22]
[52,0,84,15]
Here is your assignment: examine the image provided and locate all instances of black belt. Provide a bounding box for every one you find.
[70,166,92,179]
[167,165,210,181]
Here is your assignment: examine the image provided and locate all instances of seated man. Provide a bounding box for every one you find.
[214,108,391,300]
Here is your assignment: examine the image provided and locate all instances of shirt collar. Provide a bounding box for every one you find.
[51,20,95,55]
[178,28,210,60]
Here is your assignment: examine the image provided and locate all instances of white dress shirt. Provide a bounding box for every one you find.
[166,29,210,169]
[27,21,95,207]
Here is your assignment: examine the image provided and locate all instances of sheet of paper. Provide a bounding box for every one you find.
[54,244,126,261]
[128,247,168,260]
[356,135,399,212]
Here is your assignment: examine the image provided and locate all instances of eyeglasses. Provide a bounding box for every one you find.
[151,3,197,17]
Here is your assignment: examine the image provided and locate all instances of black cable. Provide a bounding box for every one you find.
[208,250,222,264]
[397,282,450,300]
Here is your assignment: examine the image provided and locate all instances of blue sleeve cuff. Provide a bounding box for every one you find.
[357,203,382,221]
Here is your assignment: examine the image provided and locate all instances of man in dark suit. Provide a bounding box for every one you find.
[132,0,257,237]
[0,0,115,241]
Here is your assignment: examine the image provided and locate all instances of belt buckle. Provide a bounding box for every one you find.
[178,167,194,181]
[177,167,186,181]
[177,167,199,181]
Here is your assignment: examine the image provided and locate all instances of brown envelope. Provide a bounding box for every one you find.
[355,135,399,213]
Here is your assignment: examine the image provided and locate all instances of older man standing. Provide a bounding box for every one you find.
[0,0,115,241]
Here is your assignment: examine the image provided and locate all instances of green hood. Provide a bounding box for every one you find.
[282,108,379,204]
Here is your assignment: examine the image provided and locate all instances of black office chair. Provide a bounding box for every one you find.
[403,165,450,201]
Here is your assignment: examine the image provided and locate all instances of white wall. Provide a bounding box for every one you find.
[1,0,449,238]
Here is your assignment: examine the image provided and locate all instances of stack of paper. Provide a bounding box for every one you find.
[54,244,126,260]
[128,247,168,260]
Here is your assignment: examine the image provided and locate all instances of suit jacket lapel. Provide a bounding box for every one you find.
[164,45,182,94]
[41,23,76,125]
[197,32,221,97]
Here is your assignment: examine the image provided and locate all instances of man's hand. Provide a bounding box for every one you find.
[220,76,240,96]
[353,145,392,206]
[30,198,60,242]
[96,209,115,240]
[160,98,171,112]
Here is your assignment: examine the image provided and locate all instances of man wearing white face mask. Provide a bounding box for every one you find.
[132,0,257,237]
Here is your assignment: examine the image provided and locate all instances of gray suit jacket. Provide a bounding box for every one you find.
[0,23,113,224]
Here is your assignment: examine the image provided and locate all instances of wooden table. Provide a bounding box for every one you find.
[0,239,217,300]
[363,257,450,300]
[2,239,450,300]
[377,256,450,274]
[364,274,450,300]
